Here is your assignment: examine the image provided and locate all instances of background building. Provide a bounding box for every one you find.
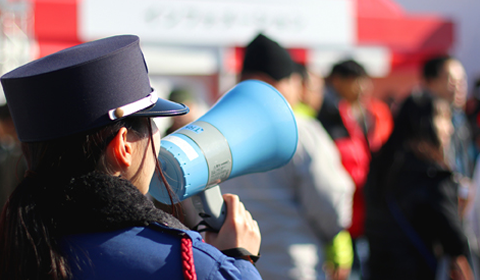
[0,0,473,107]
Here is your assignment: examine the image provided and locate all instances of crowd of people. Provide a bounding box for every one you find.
[218,34,478,280]
[0,31,479,280]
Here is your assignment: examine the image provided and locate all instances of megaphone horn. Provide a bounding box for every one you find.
[149,79,298,230]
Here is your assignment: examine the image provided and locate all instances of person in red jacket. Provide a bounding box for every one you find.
[317,59,393,278]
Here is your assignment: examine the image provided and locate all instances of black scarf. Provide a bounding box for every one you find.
[32,172,188,236]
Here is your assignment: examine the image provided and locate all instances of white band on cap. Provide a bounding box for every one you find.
[108,92,158,120]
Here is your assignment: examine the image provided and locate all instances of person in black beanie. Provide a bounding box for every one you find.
[222,33,355,280]
[240,33,298,106]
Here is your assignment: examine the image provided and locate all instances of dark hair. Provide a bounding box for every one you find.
[329,59,367,79]
[365,93,449,203]
[0,104,11,121]
[293,63,307,79]
[422,55,452,82]
[371,93,448,176]
[391,94,443,150]
[0,117,176,279]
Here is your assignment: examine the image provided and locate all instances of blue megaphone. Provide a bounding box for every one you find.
[149,80,298,230]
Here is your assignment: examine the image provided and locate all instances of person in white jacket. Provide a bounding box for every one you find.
[220,33,355,280]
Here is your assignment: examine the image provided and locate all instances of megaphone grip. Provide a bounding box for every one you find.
[192,185,226,231]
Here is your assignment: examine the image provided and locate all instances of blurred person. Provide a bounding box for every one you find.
[419,57,478,277]
[420,55,475,185]
[293,63,324,117]
[294,62,355,280]
[364,93,473,280]
[165,87,208,135]
[464,76,480,278]
[0,35,262,279]
[221,33,355,280]
[466,77,480,156]
[155,87,208,229]
[0,104,27,209]
[469,152,480,279]
[316,59,393,278]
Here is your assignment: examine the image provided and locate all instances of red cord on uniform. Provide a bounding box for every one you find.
[181,235,197,280]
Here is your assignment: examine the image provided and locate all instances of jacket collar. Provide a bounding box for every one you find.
[38,172,188,236]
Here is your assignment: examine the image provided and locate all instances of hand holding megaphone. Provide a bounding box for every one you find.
[204,193,261,256]
[149,80,298,231]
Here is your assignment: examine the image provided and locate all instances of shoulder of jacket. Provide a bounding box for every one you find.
[148,222,229,263]
[148,222,203,241]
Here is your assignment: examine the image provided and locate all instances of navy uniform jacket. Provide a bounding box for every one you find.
[64,224,260,279]
[37,172,262,280]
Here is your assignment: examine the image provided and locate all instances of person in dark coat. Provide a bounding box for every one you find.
[419,56,475,218]
[364,93,473,280]
[0,35,262,280]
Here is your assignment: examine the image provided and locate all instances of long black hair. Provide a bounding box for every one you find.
[0,117,176,279]
[386,93,441,153]
[365,93,450,202]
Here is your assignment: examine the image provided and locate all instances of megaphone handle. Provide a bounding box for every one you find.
[192,185,226,232]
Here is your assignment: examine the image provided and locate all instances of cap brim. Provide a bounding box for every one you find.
[132,97,190,117]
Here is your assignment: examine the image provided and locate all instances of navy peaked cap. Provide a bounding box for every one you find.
[1,34,189,142]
